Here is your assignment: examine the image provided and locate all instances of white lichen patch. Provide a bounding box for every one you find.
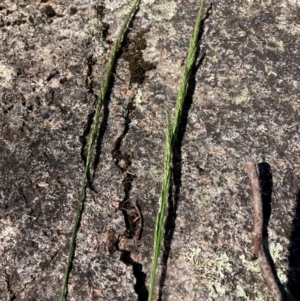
[145,1,177,21]
[192,189,211,212]
[184,246,202,265]
[207,40,221,52]
[239,254,270,300]
[265,36,284,52]
[215,73,251,105]
[74,18,104,39]
[141,0,156,4]
[236,284,249,299]
[184,247,233,298]
[74,18,107,52]
[265,64,277,77]
[277,19,300,35]
[113,3,134,18]
[0,62,15,89]
[0,225,18,250]
[256,124,268,133]
[239,249,288,300]
[74,18,108,57]
[108,0,177,21]
[216,74,229,86]
[275,0,300,35]
[235,284,267,301]
[136,165,162,188]
[231,87,250,105]
[240,254,261,274]
[104,0,130,11]
[145,23,177,47]
[269,242,288,284]
[133,89,143,107]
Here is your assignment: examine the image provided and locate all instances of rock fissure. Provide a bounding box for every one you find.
[112,96,139,239]
[111,95,148,300]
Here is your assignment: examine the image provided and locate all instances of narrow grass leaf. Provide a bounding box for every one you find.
[147,1,205,300]
[148,110,172,301]
[59,1,141,300]
[172,0,205,142]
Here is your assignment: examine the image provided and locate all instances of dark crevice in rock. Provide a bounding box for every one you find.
[4,271,16,301]
[112,98,137,235]
[113,101,134,215]
[120,28,156,85]
[112,96,148,300]
[85,54,97,93]
[158,5,212,300]
[79,107,96,191]
[120,251,148,301]
[80,54,100,192]
[40,5,56,18]
[91,26,117,180]
[91,94,110,182]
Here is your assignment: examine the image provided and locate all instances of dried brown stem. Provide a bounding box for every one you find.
[245,162,283,301]
[131,199,142,240]
[245,162,263,258]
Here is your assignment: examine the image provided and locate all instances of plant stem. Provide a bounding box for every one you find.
[148,110,172,301]
[147,1,205,300]
[59,1,141,300]
[172,0,205,143]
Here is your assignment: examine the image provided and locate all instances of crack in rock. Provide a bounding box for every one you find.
[111,96,148,300]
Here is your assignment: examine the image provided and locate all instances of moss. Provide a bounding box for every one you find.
[121,29,156,84]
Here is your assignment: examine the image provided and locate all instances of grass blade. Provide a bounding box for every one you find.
[59,1,141,300]
[172,0,205,141]
[148,110,172,301]
[147,1,205,300]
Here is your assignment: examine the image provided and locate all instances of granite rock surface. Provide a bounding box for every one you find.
[0,0,299,300]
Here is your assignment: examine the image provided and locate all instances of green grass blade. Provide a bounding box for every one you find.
[172,0,205,142]
[147,1,205,300]
[59,1,141,300]
[148,110,172,301]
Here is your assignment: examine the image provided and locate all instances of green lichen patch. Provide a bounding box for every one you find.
[120,29,156,84]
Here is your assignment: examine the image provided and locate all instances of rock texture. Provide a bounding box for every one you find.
[0,0,299,300]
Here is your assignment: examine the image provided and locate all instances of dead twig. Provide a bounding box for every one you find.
[245,162,264,259]
[245,162,283,301]
[118,199,142,241]
[131,199,142,240]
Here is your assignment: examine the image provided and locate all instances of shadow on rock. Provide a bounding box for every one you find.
[121,251,149,301]
[258,161,289,299]
[287,188,300,299]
